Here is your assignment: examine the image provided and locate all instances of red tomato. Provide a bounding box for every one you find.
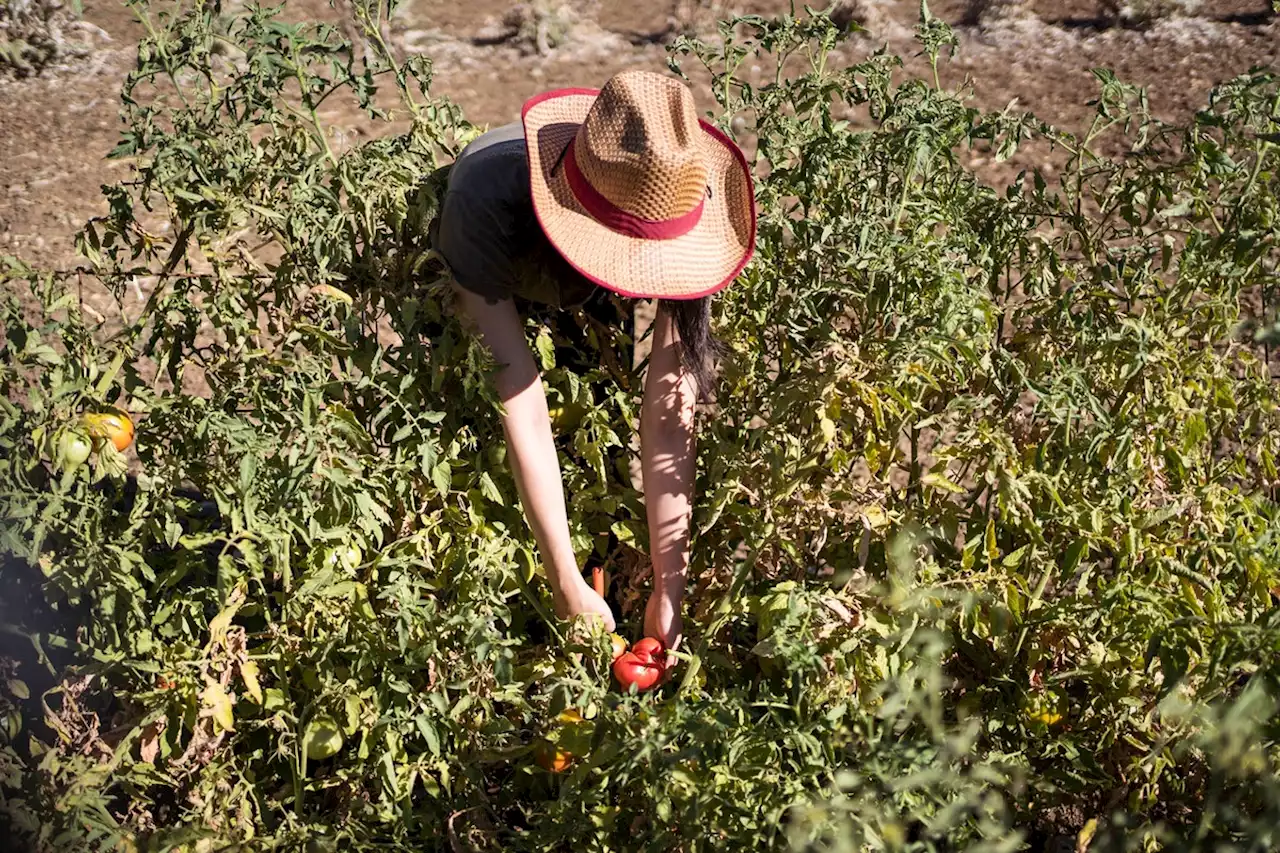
[612,637,666,693]
[632,638,663,661]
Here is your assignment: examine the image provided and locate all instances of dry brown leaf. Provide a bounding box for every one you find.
[139,719,166,764]
[820,595,860,626]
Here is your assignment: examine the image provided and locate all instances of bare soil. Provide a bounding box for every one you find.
[1,0,1276,270]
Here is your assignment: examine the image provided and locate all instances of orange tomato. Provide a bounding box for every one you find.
[535,741,574,773]
[535,709,589,772]
[82,411,134,452]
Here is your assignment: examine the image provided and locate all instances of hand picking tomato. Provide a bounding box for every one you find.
[82,411,134,452]
[612,636,666,693]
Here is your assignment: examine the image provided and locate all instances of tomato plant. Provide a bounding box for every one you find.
[1,1,1279,851]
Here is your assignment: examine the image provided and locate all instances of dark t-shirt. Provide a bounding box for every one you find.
[436,122,598,310]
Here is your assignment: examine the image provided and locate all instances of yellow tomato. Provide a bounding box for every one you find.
[1022,693,1066,727]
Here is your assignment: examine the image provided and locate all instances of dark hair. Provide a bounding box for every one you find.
[660,296,723,399]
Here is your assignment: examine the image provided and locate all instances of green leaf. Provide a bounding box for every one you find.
[239,660,264,705]
[610,519,642,547]
[535,328,556,371]
[1061,539,1088,575]
[922,471,965,494]
[432,461,451,496]
[478,472,503,505]
[1001,545,1029,569]
[415,715,441,757]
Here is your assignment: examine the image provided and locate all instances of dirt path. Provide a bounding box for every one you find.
[1,0,1276,270]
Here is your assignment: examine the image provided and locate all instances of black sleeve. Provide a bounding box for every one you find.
[436,188,520,303]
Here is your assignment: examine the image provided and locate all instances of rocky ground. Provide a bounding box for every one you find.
[0,0,1276,269]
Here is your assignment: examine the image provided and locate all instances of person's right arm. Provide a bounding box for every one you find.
[451,285,615,632]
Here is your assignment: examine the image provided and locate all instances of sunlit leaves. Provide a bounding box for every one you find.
[2,1,1280,851]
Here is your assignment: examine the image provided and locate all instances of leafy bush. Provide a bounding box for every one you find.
[2,1,1279,850]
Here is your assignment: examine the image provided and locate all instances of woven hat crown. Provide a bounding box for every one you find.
[573,71,709,223]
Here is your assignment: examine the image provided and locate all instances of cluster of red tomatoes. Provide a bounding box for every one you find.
[610,635,668,693]
[593,567,670,694]
[532,569,673,773]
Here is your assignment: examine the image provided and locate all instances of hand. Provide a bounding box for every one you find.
[556,576,616,633]
[644,590,683,668]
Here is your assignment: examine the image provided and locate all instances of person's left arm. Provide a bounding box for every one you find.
[639,301,699,655]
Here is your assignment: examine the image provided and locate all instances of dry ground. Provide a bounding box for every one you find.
[0,0,1276,270]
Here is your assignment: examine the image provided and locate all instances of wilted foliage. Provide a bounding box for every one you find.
[1,1,1279,851]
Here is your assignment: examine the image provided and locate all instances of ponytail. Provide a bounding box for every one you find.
[659,296,723,399]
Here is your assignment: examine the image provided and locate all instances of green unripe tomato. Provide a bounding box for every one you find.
[304,717,344,760]
[487,443,507,467]
[324,544,363,571]
[341,544,362,569]
[58,430,92,470]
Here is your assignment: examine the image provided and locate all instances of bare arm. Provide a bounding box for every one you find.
[452,285,615,631]
[640,302,698,652]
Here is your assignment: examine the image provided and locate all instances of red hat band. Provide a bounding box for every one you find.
[562,138,706,241]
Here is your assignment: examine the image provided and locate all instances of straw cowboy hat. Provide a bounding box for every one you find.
[522,70,757,300]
